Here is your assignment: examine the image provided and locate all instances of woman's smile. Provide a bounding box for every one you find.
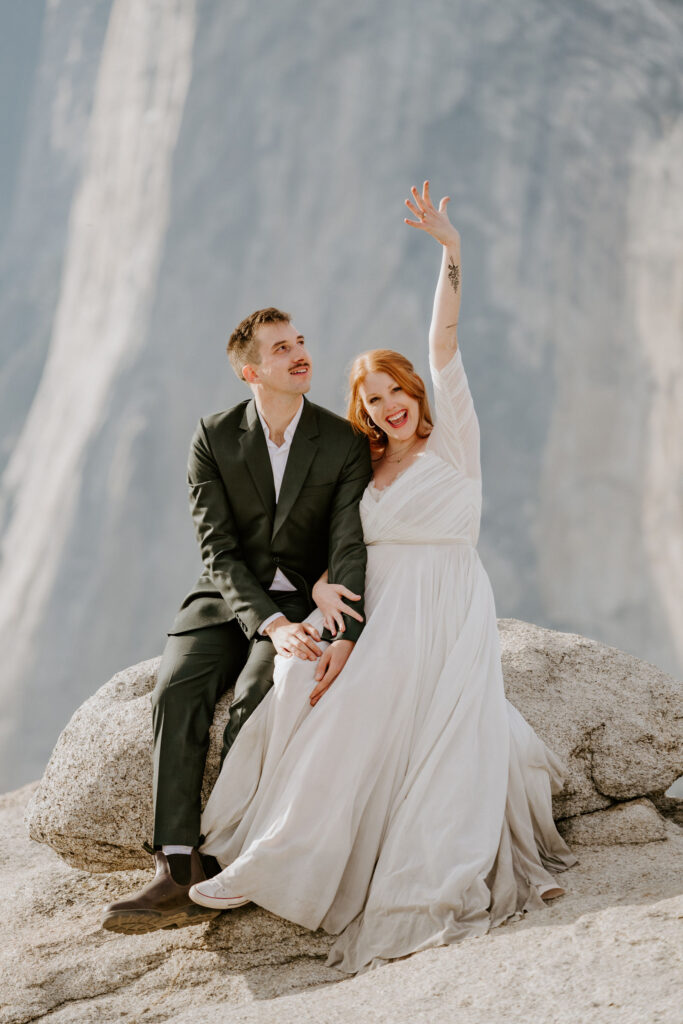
[385,409,408,428]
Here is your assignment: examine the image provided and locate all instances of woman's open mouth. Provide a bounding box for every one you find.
[385,410,408,428]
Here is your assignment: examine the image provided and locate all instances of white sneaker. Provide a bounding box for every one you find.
[189,877,251,910]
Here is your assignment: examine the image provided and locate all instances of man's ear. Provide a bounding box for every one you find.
[242,363,259,385]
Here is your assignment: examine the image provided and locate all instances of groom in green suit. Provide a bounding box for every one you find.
[102,308,372,934]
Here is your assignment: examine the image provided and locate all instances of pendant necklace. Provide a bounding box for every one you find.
[384,437,422,464]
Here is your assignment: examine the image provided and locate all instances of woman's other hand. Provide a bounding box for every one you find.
[311,580,363,637]
[404,180,460,248]
[309,638,355,706]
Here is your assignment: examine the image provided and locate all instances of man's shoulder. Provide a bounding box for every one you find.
[307,399,358,437]
[198,401,250,435]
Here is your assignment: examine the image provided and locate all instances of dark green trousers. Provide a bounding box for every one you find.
[151,590,311,847]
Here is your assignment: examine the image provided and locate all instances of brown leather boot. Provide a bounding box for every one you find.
[101,849,221,934]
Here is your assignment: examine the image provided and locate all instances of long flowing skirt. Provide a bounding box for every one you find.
[200,544,578,974]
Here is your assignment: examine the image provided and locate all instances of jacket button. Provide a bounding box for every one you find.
[273,556,280,564]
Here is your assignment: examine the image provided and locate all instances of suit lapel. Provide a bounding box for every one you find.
[238,399,276,519]
[272,399,319,540]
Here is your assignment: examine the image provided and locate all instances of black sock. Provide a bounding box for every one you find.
[200,853,221,879]
[166,853,193,886]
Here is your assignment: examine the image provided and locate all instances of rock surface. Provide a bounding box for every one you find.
[557,798,668,846]
[24,619,683,872]
[4,783,683,1024]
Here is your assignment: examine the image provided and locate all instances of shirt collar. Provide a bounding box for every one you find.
[256,398,304,449]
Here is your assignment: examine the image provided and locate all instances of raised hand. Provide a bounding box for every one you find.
[404,180,460,248]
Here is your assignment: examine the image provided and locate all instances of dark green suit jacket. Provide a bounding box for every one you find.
[169,395,372,642]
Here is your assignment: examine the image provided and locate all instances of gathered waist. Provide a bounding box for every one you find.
[367,538,474,548]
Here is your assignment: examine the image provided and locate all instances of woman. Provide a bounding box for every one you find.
[190,182,578,975]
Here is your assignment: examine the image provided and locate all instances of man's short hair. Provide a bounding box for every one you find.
[227,307,292,381]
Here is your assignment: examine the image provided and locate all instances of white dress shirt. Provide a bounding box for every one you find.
[257,398,305,634]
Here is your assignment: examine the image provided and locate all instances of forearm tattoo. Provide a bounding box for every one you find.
[448,259,460,296]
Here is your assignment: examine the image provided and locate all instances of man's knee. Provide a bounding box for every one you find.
[151,624,247,717]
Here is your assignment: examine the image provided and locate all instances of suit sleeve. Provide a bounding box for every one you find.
[326,430,373,643]
[187,418,280,640]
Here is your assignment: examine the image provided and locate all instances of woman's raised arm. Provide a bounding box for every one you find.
[404,182,480,480]
[404,180,462,372]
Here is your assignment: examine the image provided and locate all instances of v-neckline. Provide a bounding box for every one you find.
[367,451,430,500]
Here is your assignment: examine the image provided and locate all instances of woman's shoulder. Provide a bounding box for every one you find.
[428,343,463,383]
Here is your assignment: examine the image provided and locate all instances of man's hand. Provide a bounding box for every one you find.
[309,639,354,706]
[264,616,322,660]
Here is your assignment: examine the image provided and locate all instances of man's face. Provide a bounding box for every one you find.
[245,321,313,396]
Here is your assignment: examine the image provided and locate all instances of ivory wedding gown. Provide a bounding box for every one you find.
[199,344,578,974]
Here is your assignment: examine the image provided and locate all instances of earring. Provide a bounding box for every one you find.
[365,415,381,439]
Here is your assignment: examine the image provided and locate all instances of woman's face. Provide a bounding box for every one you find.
[359,370,421,443]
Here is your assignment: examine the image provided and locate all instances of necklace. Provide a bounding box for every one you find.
[384,437,422,463]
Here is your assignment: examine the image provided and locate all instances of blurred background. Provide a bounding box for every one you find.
[0,0,681,793]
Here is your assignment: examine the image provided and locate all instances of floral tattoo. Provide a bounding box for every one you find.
[448,259,460,296]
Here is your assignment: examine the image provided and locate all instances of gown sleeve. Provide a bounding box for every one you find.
[427,345,481,481]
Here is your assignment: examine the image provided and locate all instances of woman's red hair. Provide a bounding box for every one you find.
[346,349,433,458]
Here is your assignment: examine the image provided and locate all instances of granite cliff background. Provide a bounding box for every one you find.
[0,0,681,792]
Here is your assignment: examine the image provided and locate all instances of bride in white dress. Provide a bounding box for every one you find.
[191,182,578,975]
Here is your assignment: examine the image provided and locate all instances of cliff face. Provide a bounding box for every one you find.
[1,0,682,790]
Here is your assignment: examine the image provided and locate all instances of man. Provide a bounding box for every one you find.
[102,308,371,933]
